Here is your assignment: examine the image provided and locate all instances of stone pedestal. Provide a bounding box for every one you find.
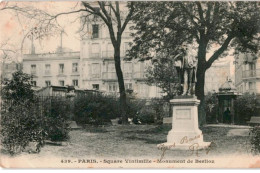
[158,96,211,150]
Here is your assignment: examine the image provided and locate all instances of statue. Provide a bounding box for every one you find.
[173,44,197,96]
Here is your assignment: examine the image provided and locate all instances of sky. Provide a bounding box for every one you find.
[0,1,81,61]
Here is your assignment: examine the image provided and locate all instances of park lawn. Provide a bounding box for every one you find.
[0,124,253,161]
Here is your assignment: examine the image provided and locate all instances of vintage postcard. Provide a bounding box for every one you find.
[0,0,260,168]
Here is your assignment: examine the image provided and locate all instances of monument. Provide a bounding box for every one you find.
[158,43,211,150]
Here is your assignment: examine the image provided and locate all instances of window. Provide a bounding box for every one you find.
[125,83,132,90]
[93,8,100,19]
[124,63,132,72]
[45,81,51,86]
[31,81,36,86]
[92,24,99,38]
[109,83,118,92]
[92,84,99,90]
[31,64,36,75]
[59,64,64,74]
[249,63,256,70]
[45,64,51,74]
[249,82,255,90]
[73,80,78,87]
[91,63,101,78]
[108,63,115,72]
[91,43,100,58]
[59,80,64,86]
[72,63,78,72]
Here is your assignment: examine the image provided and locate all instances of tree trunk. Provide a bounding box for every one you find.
[114,46,128,124]
[195,41,207,126]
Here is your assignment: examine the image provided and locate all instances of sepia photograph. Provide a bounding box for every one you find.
[0,0,259,168]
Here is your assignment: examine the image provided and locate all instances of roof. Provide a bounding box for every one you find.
[218,78,238,95]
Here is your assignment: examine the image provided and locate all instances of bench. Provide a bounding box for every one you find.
[247,117,260,126]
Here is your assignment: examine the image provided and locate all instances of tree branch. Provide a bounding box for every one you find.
[121,2,134,34]
[206,34,234,69]
[196,2,205,22]
[179,4,199,28]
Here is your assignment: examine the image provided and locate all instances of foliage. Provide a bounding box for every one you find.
[133,98,168,125]
[129,1,259,60]
[128,1,260,125]
[0,71,46,154]
[204,93,218,124]
[250,126,260,155]
[1,71,71,154]
[1,101,47,155]
[73,94,121,125]
[234,93,260,125]
[42,97,70,142]
[125,99,146,119]
[146,58,181,100]
[1,71,34,102]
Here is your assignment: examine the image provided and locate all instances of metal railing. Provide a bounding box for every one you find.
[242,69,260,78]
[133,72,147,80]
[102,72,117,80]
[124,72,133,79]
[91,74,101,79]
[90,53,100,58]
[102,51,114,59]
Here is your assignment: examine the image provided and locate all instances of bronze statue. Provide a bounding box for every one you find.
[173,44,197,96]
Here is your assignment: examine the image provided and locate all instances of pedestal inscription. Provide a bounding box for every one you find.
[158,96,211,150]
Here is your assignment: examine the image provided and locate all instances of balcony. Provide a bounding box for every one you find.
[91,74,101,79]
[90,53,100,58]
[102,72,117,81]
[133,72,147,80]
[242,69,260,79]
[124,72,133,79]
[102,51,114,59]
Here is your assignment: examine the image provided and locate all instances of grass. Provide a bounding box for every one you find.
[0,124,254,159]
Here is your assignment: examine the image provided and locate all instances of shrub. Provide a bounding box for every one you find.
[42,97,70,142]
[132,98,167,125]
[135,107,155,124]
[1,101,46,154]
[74,94,120,125]
[250,126,260,154]
[0,71,46,154]
[204,93,218,124]
[0,71,71,154]
[234,93,260,125]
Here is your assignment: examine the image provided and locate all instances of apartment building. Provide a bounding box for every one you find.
[79,3,163,98]
[1,61,22,81]
[235,52,260,94]
[23,51,81,88]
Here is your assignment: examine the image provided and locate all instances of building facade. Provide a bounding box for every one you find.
[235,52,260,94]
[79,4,163,98]
[1,61,22,81]
[23,51,81,88]
[204,59,231,94]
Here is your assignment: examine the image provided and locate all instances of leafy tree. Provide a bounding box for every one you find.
[1,70,34,103]
[145,57,181,100]
[129,1,260,125]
